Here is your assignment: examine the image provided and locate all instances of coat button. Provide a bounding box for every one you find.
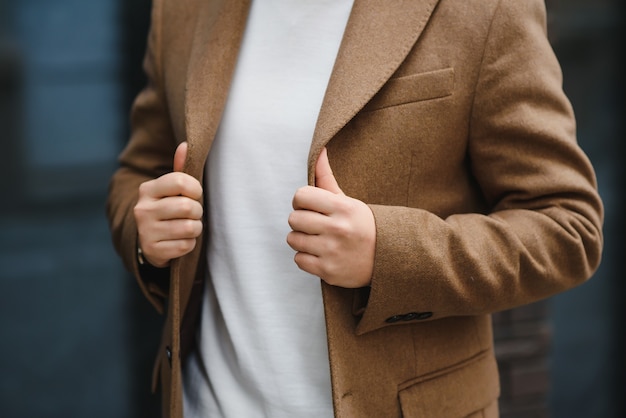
[385,315,404,323]
[386,312,433,324]
[403,312,420,321]
[166,346,172,366]
[415,312,433,320]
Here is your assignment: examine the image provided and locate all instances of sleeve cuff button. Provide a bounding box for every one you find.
[386,311,433,323]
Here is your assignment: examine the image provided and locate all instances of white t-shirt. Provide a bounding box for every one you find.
[183,1,354,417]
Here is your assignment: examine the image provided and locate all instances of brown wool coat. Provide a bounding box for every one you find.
[107,0,604,416]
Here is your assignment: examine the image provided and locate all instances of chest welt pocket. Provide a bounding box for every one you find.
[363,67,455,112]
[398,350,499,417]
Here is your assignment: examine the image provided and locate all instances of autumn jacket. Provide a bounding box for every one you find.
[106,0,603,416]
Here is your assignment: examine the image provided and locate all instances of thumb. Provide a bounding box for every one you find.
[173,141,188,173]
[315,148,343,194]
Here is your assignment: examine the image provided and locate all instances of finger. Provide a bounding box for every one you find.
[152,196,204,221]
[134,195,203,228]
[315,147,343,194]
[149,218,204,241]
[173,141,188,173]
[143,238,198,267]
[141,172,203,200]
[286,230,325,255]
[293,251,323,277]
[139,215,201,264]
[287,209,328,235]
[291,186,339,215]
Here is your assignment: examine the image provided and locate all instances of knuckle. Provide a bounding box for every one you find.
[287,212,297,228]
[329,219,352,237]
[293,186,311,203]
[182,219,202,237]
[327,241,342,258]
[133,202,149,220]
[172,173,186,188]
[293,252,309,271]
[177,239,196,254]
[319,270,335,286]
[143,241,159,256]
[335,197,355,214]
[137,181,151,197]
[194,220,204,236]
[189,202,203,219]
[178,220,192,236]
[178,199,194,216]
[286,232,300,250]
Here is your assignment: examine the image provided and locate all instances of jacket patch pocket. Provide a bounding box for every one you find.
[398,350,499,418]
[363,67,454,112]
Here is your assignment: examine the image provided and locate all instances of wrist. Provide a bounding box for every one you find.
[136,240,170,269]
[135,241,171,292]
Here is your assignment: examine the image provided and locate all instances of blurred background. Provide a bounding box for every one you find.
[0,0,623,417]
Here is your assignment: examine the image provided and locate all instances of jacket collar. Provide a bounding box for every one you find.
[182,0,440,182]
[182,0,252,180]
[308,0,440,184]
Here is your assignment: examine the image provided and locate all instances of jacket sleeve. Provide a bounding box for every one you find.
[106,0,176,314]
[355,0,603,334]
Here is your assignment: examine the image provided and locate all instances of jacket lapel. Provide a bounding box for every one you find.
[308,0,441,184]
[172,0,251,381]
[181,0,441,185]
[183,0,251,180]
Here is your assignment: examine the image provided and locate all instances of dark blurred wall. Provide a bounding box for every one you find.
[0,0,21,198]
[0,1,136,417]
[547,1,624,417]
[0,1,622,417]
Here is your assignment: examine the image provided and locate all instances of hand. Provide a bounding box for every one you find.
[287,148,376,288]
[133,142,203,267]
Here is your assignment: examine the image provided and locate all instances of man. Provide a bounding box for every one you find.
[107,0,603,417]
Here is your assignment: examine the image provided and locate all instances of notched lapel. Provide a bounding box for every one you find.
[309,0,441,183]
[183,0,251,180]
